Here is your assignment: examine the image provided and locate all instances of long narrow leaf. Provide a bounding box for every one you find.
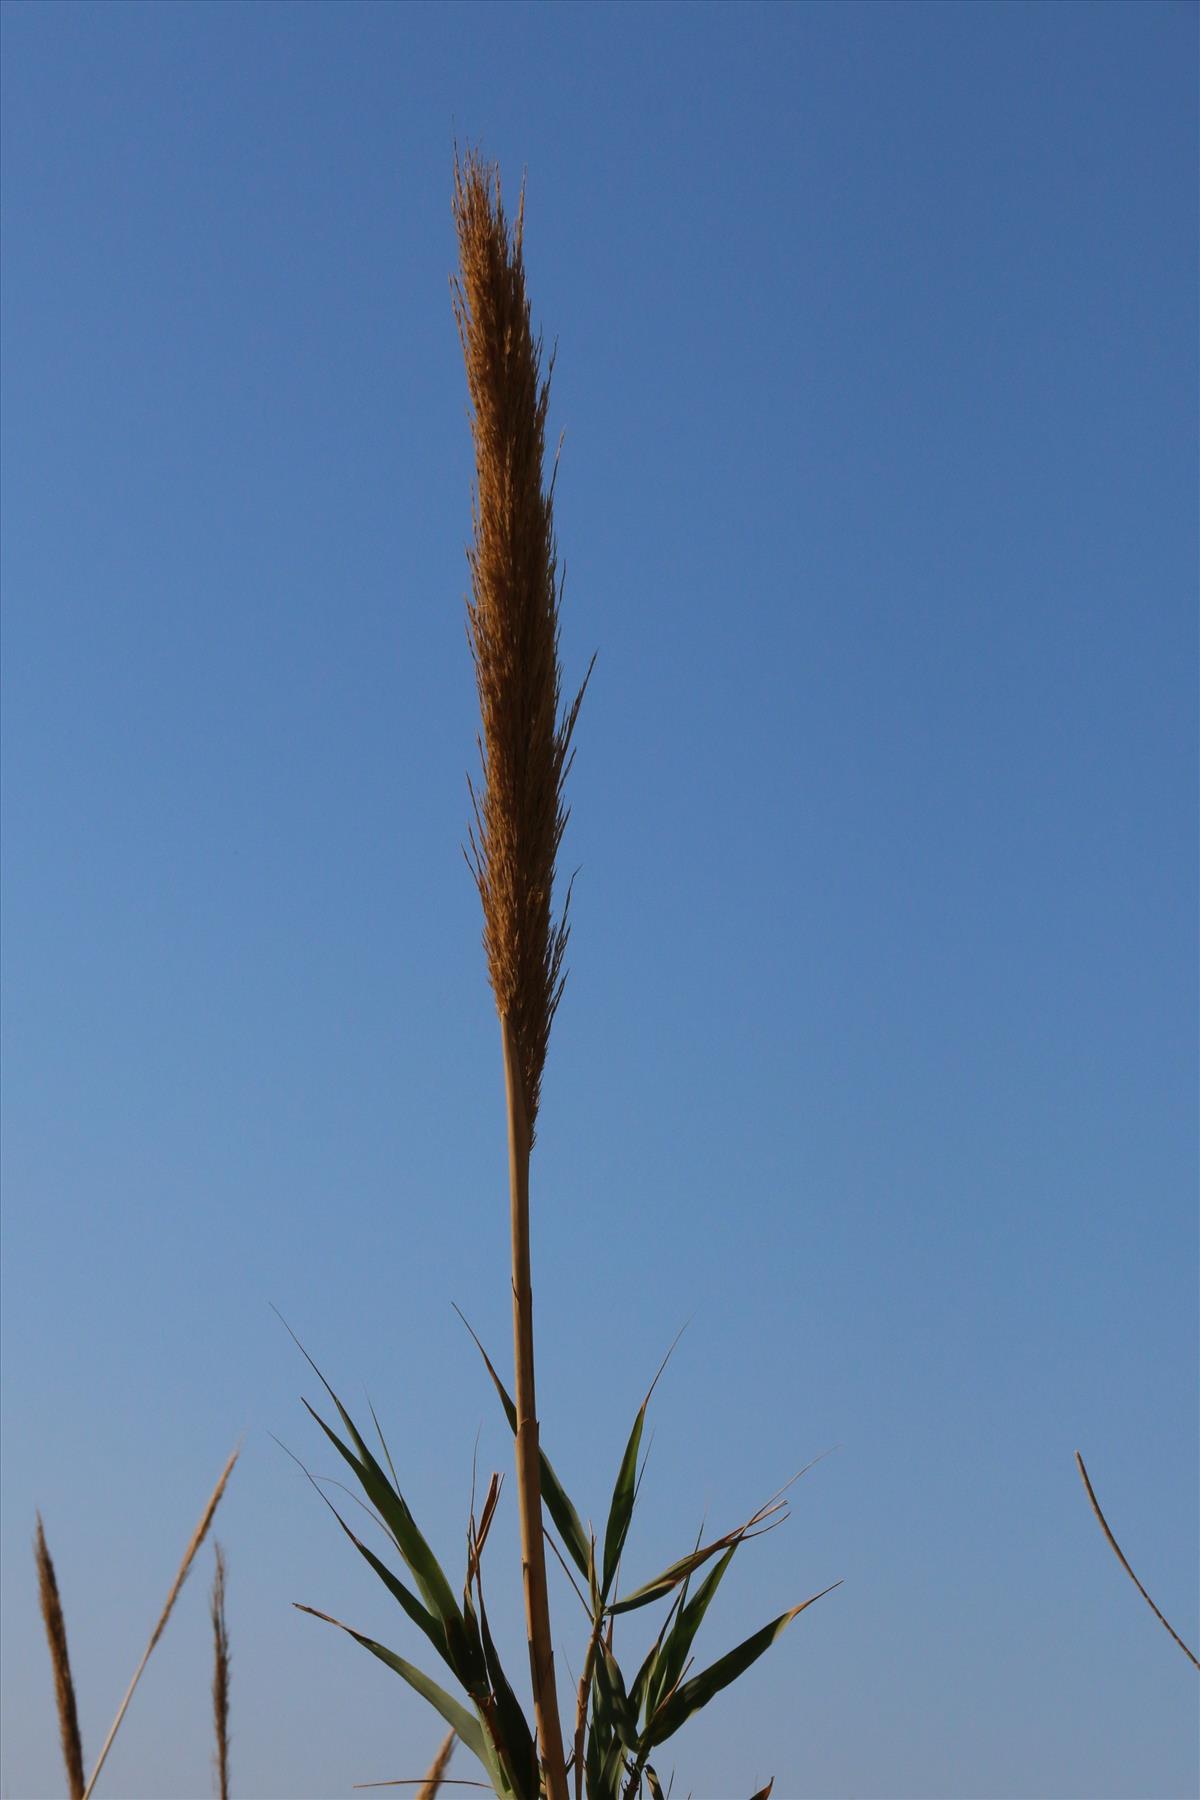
[610,1527,752,1617]
[295,1604,488,1769]
[599,1734,630,1795]
[349,1528,450,1662]
[475,1583,539,1798]
[610,1473,798,1619]
[454,1308,590,1577]
[629,1601,678,1727]
[367,1395,404,1498]
[646,1545,737,1722]
[277,1433,449,1668]
[303,1401,467,1655]
[601,1409,644,1599]
[600,1332,685,1601]
[281,1313,469,1648]
[584,1706,608,1800]
[596,1642,639,1754]
[647,1583,841,1746]
[630,1521,706,1725]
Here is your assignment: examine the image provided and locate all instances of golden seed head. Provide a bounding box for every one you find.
[452,149,589,1137]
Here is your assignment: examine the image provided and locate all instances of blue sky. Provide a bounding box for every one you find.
[1,3,1196,1796]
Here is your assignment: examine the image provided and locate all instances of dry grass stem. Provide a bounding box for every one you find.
[452,145,591,1140]
[572,1617,604,1800]
[499,1010,568,1795]
[211,1543,231,1799]
[1075,1451,1200,1669]
[35,1515,86,1800]
[417,1730,456,1797]
[82,1445,240,1800]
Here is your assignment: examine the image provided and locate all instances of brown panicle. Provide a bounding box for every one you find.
[416,1729,456,1797]
[451,147,590,1139]
[211,1542,231,1800]
[34,1515,86,1800]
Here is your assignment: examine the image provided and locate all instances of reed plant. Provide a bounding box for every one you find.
[34,1449,238,1799]
[294,149,836,1799]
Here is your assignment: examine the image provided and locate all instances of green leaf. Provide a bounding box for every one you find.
[602,1405,645,1599]
[610,1530,743,1616]
[367,1394,404,1495]
[588,1639,637,1799]
[647,1583,841,1746]
[630,1619,670,1726]
[278,1316,466,1643]
[475,1581,539,1798]
[645,1767,666,1800]
[455,1308,591,1577]
[274,1429,451,1671]
[646,1544,737,1721]
[600,1331,685,1600]
[629,1522,705,1724]
[584,1706,608,1800]
[295,1603,488,1768]
[302,1399,467,1656]
[600,1735,630,1794]
[596,1641,640,1753]
[316,1484,451,1667]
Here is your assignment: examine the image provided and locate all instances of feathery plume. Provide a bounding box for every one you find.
[452,146,590,1141]
[35,1515,86,1800]
[452,146,580,1800]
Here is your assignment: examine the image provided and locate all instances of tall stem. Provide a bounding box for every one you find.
[573,1615,605,1800]
[502,1013,569,1800]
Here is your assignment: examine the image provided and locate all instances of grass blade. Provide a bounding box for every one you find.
[280,1311,468,1647]
[1075,1451,1200,1669]
[647,1582,841,1747]
[601,1409,644,1600]
[596,1642,639,1753]
[611,1522,764,1617]
[474,1579,539,1796]
[454,1306,590,1577]
[610,1466,805,1618]
[646,1544,737,1722]
[295,1604,489,1769]
[601,1331,684,1600]
[303,1399,466,1650]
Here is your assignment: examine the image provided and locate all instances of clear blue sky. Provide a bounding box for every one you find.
[2,4,1196,1797]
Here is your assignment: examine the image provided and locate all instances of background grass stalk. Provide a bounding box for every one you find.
[211,1543,231,1800]
[1075,1451,1200,1669]
[415,1730,457,1797]
[82,1446,238,1800]
[34,1516,86,1800]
